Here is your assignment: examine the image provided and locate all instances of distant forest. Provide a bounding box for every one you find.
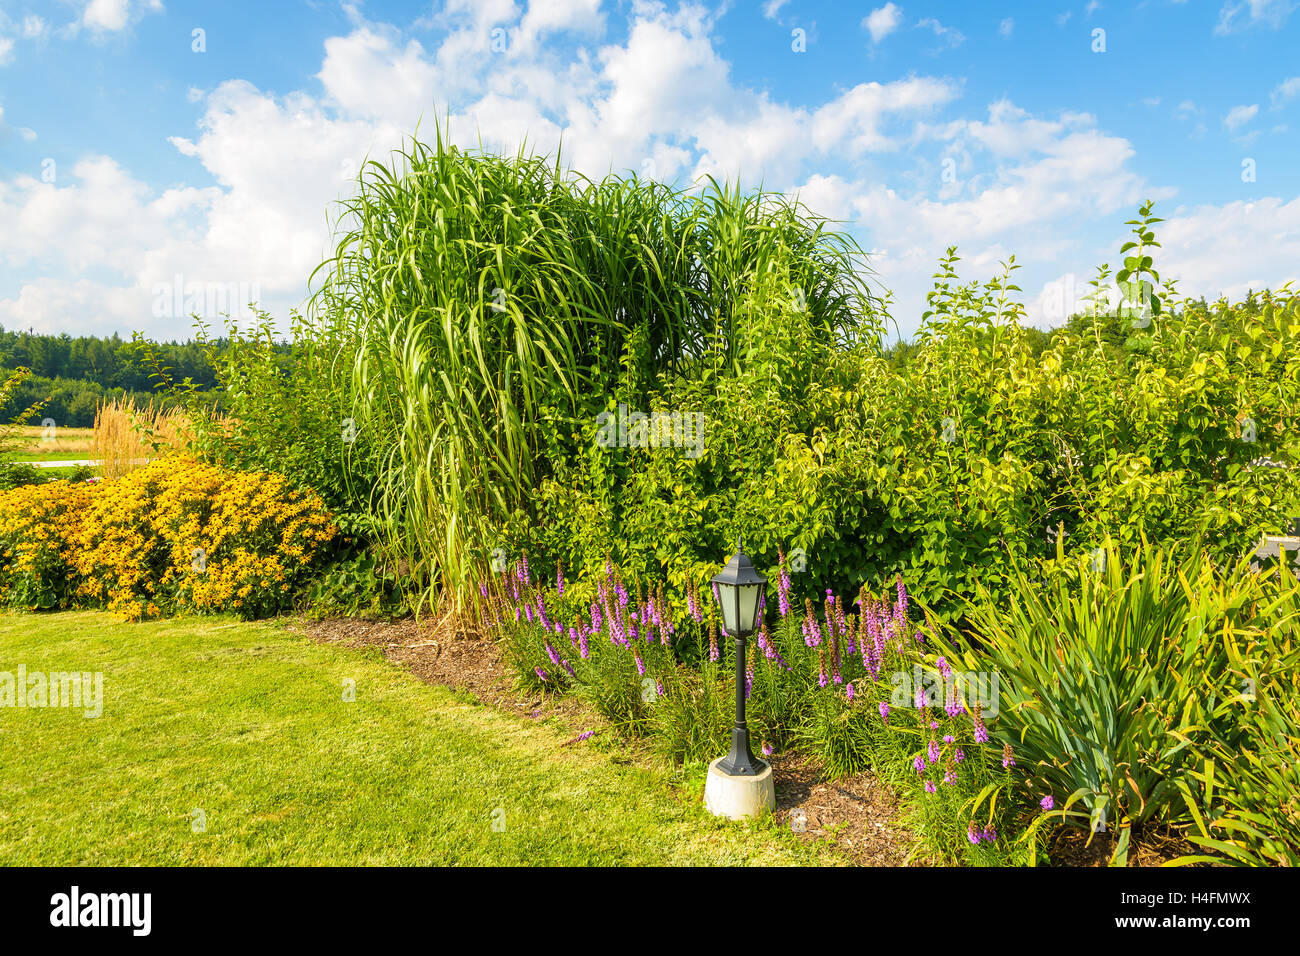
[0,327,220,428]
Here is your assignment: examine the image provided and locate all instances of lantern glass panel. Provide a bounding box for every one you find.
[718,581,763,637]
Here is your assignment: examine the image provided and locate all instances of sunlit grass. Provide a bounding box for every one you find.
[0,611,834,866]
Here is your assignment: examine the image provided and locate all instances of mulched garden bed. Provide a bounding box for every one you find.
[1046,826,1204,867]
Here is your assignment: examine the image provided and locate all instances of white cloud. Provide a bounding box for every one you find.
[1271,76,1300,107]
[863,3,902,43]
[82,0,131,32]
[1215,0,1295,34]
[1158,197,1300,302]
[786,101,1172,333]
[1224,103,1259,131]
[21,16,47,40]
[998,17,1014,37]
[79,0,165,34]
[762,0,791,20]
[0,37,13,65]
[514,0,606,54]
[916,16,965,51]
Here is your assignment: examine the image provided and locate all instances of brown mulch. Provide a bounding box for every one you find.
[1047,826,1205,867]
[769,756,919,865]
[293,614,919,865]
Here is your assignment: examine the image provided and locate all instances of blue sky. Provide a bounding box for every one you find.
[0,0,1297,341]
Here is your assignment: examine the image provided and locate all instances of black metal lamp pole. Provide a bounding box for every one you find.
[711,541,767,776]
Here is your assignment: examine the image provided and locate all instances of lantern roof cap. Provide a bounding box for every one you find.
[710,539,767,588]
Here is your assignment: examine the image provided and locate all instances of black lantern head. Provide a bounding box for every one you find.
[710,542,767,637]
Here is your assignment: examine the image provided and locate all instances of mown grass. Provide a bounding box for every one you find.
[0,611,833,866]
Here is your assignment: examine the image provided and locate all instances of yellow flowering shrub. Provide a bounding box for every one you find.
[0,458,338,620]
[0,479,96,610]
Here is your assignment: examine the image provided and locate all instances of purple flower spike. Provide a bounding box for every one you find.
[1040,795,1055,811]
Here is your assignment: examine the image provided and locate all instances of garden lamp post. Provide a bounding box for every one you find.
[703,540,777,819]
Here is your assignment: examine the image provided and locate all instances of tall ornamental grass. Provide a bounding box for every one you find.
[309,130,880,612]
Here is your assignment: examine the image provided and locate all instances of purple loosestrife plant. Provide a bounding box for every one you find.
[777,550,791,618]
[803,598,823,647]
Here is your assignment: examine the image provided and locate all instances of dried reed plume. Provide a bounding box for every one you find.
[92,397,193,479]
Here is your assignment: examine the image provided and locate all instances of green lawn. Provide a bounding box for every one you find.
[0,611,829,865]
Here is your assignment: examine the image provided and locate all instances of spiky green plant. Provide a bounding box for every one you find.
[934,538,1265,863]
[1175,566,1300,866]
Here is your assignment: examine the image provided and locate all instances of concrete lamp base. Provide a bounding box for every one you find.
[703,756,776,820]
